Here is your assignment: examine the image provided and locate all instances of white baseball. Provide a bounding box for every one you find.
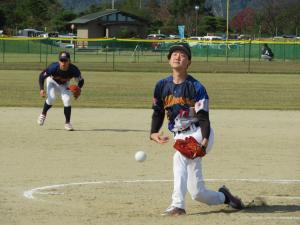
[135,151,147,162]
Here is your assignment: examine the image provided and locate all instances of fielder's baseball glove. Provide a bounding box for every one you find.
[68,85,81,99]
[173,136,206,159]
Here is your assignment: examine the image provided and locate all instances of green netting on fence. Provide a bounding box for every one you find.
[0,38,299,73]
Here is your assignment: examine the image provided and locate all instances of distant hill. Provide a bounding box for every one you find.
[58,0,261,18]
[57,0,103,12]
[58,0,261,17]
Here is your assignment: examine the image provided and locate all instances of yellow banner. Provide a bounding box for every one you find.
[0,37,300,45]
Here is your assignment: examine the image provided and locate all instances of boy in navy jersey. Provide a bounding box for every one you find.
[150,43,244,216]
[37,51,84,131]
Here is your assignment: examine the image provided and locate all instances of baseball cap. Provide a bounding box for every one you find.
[167,43,191,60]
[59,51,70,61]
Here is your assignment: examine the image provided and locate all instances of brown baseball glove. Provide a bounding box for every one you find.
[173,136,206,159]
[68,85,81,99]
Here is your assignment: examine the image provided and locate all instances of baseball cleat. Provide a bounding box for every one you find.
[64,123,74,131]
[219,185,244,210]
[37,114,46,126]
[161,206,186,216]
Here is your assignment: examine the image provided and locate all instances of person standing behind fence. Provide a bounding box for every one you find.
[261,43,274,61]
[37,51,84,131]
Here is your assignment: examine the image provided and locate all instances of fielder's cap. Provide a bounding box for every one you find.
[167,43,191,60]
[59,51,70,61]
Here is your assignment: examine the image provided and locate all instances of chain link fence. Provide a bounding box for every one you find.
[0,38,299,73]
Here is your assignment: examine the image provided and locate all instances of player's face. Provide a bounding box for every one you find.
[59,59,70,71]
[169,50,191,69]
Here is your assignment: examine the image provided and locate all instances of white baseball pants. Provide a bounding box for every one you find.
[46,77,71,107]
[171,126,225,209]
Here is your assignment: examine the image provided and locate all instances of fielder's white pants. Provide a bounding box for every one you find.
[261,54,272,60]
[171,126,225,209]
[46,77,71,107]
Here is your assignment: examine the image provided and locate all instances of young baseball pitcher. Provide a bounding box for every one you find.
[37,51,84,131]
[150,43,244,216]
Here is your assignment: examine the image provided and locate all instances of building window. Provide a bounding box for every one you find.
[127,16,135,22]
[118,13,126,21]
[108,14,117,21]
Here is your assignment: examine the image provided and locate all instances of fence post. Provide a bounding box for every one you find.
[2,40,5,63]
[39,40,42,63]
[283,43,286,62]
[136,48,139,63]
[73,40,76,62]
[97,41,99,55]
[226,42,229,63]
[112,48,115,71]
[243,40,246,62]
[105,45,108,63]
[133,47,136,63]
[293,41,296,60]
[45,39,49,68]
[206,43,209,62]
[248,40,252,73]
[258,43,261,61]
[294,40,298,60]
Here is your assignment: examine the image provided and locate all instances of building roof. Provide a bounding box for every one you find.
[68,9,147,25]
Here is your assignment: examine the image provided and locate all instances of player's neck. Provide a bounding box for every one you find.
[172,69,188,84]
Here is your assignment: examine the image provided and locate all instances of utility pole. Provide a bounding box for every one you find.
[226,0,230,62]
[195,5,199,36]
[226,0,229,41]
[112,0,114,9]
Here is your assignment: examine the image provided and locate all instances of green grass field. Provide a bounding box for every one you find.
[0,70,299,109]
[0,52,299,73]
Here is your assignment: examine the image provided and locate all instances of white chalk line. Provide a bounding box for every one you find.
[24,180,171,199]
[259,195,300,200]
[24,178,300,200]
[23,178,300,221]
[250,216,300,220]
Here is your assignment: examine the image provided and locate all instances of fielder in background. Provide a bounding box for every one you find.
[150,43,244,216]
[261,43,274,61]
[37,51,84,131]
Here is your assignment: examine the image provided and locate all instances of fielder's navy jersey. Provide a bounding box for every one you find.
[261,47,274,57]
[152,75,209,131]
[39,62,82,89]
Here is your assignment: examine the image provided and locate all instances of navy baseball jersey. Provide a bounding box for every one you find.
[152,75,209,131]
[39,62,83,90]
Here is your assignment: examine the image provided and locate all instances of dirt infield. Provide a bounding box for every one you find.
[0,108,299,225]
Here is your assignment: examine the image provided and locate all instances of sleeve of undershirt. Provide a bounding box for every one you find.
[38,65,53,90]
[150,81,165,134]
[193,81,211,139]
[72,64,84,88]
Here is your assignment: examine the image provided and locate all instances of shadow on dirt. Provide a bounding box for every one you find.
[190,197,300,215]
[49,128,148,132]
